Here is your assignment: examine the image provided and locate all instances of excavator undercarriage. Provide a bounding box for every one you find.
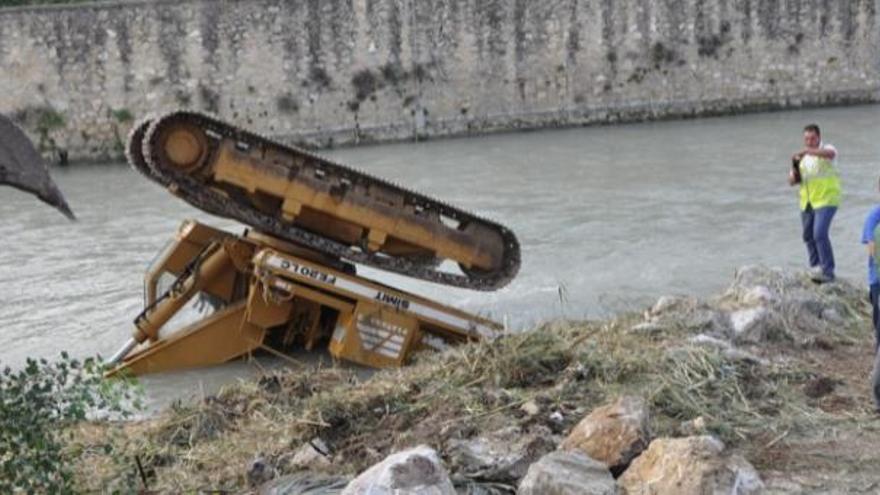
[108,112,519,375]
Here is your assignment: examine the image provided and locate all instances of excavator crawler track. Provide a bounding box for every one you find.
[135,111,520,290]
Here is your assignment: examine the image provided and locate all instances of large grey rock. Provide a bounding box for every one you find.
[518,450,616,495]
[341,445,455,495]
[725,265,866,342]
[675,265,869,357]
[690,263,867,348]
[729,306,775,344]
[446,426,555,482]
[618,436,763,495]
[560,396,649,471]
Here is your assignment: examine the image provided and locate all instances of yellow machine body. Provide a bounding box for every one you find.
[108,220,501,376]
[130,111,520,292]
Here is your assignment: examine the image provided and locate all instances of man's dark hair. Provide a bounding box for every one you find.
[804,124,821,136]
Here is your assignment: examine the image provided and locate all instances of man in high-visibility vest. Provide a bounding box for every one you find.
[788,124,840,283]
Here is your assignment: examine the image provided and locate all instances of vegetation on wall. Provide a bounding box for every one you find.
[110,108,134,123]
[12,104,67,163]
[0,0,93,6]
[109,107,135,158]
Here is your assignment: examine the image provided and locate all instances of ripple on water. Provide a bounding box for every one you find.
[2,105,879,408]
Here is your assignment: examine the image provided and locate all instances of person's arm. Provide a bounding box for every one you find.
[862,209,880,254]
[800,145,837,160]
[788,167,799,186]
[788,155,801,186]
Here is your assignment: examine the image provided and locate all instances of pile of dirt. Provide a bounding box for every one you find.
[68,266,880,493]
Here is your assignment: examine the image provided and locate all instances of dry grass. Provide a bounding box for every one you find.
[64,305,866,493]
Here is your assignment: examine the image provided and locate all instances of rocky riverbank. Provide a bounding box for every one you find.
[70,266,880,493]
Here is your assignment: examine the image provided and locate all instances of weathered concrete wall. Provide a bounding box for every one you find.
[0,0,877,161]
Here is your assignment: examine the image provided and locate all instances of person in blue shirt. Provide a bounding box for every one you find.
[862,193,880,350]
[861,183,880,410]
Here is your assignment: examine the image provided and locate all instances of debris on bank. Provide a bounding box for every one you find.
[70,266,880,494]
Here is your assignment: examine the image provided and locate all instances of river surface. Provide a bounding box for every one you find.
[2,104,879,409]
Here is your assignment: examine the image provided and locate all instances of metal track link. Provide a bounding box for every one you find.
[137,110,520,291]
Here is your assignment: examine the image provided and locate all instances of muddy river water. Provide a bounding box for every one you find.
[2,105,879,409]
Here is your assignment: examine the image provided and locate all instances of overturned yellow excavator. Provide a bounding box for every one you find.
[106,111,519,375]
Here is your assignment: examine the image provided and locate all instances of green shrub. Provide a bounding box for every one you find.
[0,353,139,493]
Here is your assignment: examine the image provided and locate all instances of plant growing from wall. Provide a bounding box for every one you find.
[109,107,135,157]
[110,108,134,123]
[11,105,66,155]
[0,353,140,493]
[12,105,68,163]
[0,1,93,6]
[36,107,64,131]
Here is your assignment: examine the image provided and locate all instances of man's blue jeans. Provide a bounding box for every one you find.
[800,205,837,277]
[871,283,880,351]
[871,284,880,409]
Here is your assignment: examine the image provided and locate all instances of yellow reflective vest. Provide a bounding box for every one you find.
[798,146,841,211]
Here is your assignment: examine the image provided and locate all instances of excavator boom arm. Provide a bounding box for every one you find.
[0,113,74,219]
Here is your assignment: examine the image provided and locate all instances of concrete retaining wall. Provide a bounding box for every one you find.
[0,0,877,161]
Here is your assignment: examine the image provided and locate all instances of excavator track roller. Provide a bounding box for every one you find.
[154,121,211,173]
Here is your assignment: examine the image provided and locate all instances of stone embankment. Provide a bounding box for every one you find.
[72,266,880,493]
[0,0,877,162]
